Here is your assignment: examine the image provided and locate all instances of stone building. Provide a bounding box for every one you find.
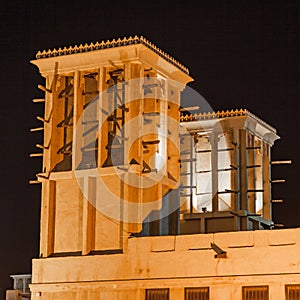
[29,36,298,300]
[6,274,31,300]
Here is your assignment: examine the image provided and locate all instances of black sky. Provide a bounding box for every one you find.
[0,0,299,296]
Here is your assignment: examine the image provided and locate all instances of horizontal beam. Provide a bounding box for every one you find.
[271,199,284,203]
[271,160,292,165]
[29,153,43,157]
[29,180,41,184]
[271,179,286,183]
[30,127,44,132]
[36,144,49,150]
[247,165,261,169]
[180,106,200,112]
[38,84,52,93]
[32,98,45,103]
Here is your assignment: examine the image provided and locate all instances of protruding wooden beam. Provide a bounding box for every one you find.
[30,127,44,132]
[271,179,286,183]
[271,199,284,203]
[36,116,49,123]
[36,173,49,179]
[32,98,45,103]
[38,84,52,93]
[180,106,200,112]
[29,153,43,157]
[36,144,49,150]
[29,180,41,184]
[271,160,292,165]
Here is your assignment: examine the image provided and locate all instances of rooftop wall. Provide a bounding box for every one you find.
[32,228,300,284]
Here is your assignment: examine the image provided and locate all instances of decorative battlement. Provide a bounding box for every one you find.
[180,108,277,133]
[35,35,189,75]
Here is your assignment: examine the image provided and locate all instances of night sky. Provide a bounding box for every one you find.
[0,0,299,296]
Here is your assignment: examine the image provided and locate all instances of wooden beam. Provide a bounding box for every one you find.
[271,160,292,165]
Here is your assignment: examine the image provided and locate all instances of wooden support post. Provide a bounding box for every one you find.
[238,129,248,230]
[263,142,271,220]
[210,131,219,212]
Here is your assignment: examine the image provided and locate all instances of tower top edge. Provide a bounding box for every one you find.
[34,35,189,75]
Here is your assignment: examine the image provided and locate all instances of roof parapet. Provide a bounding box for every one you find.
[180,108,277,133]
[35,35,189,75]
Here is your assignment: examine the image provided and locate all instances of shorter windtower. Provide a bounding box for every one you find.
[179,109,284,234]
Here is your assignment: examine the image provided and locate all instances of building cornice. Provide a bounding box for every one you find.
[180,108,276,133]
[180,108,279,145]
[35,35,189,75]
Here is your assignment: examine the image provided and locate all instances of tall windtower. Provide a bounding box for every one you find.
[29,36,193,299]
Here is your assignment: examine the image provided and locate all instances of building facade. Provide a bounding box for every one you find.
[29,36,297,300]
[6,274,31,300]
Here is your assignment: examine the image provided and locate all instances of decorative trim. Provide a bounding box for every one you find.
[88,249,123,255]
[48,251,82,257]
[35,35,189,74]
[180,109,276,133]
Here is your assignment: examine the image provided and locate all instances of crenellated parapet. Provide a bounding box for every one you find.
[35,35,189,75]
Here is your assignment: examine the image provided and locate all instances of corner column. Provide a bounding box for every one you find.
[263,142,271,220]
[238,129,248,230]
[210,131,219,212]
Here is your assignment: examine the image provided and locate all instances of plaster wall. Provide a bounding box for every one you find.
[31,228,300,299]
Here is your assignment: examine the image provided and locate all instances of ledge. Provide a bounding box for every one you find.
[35,35,189,75]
